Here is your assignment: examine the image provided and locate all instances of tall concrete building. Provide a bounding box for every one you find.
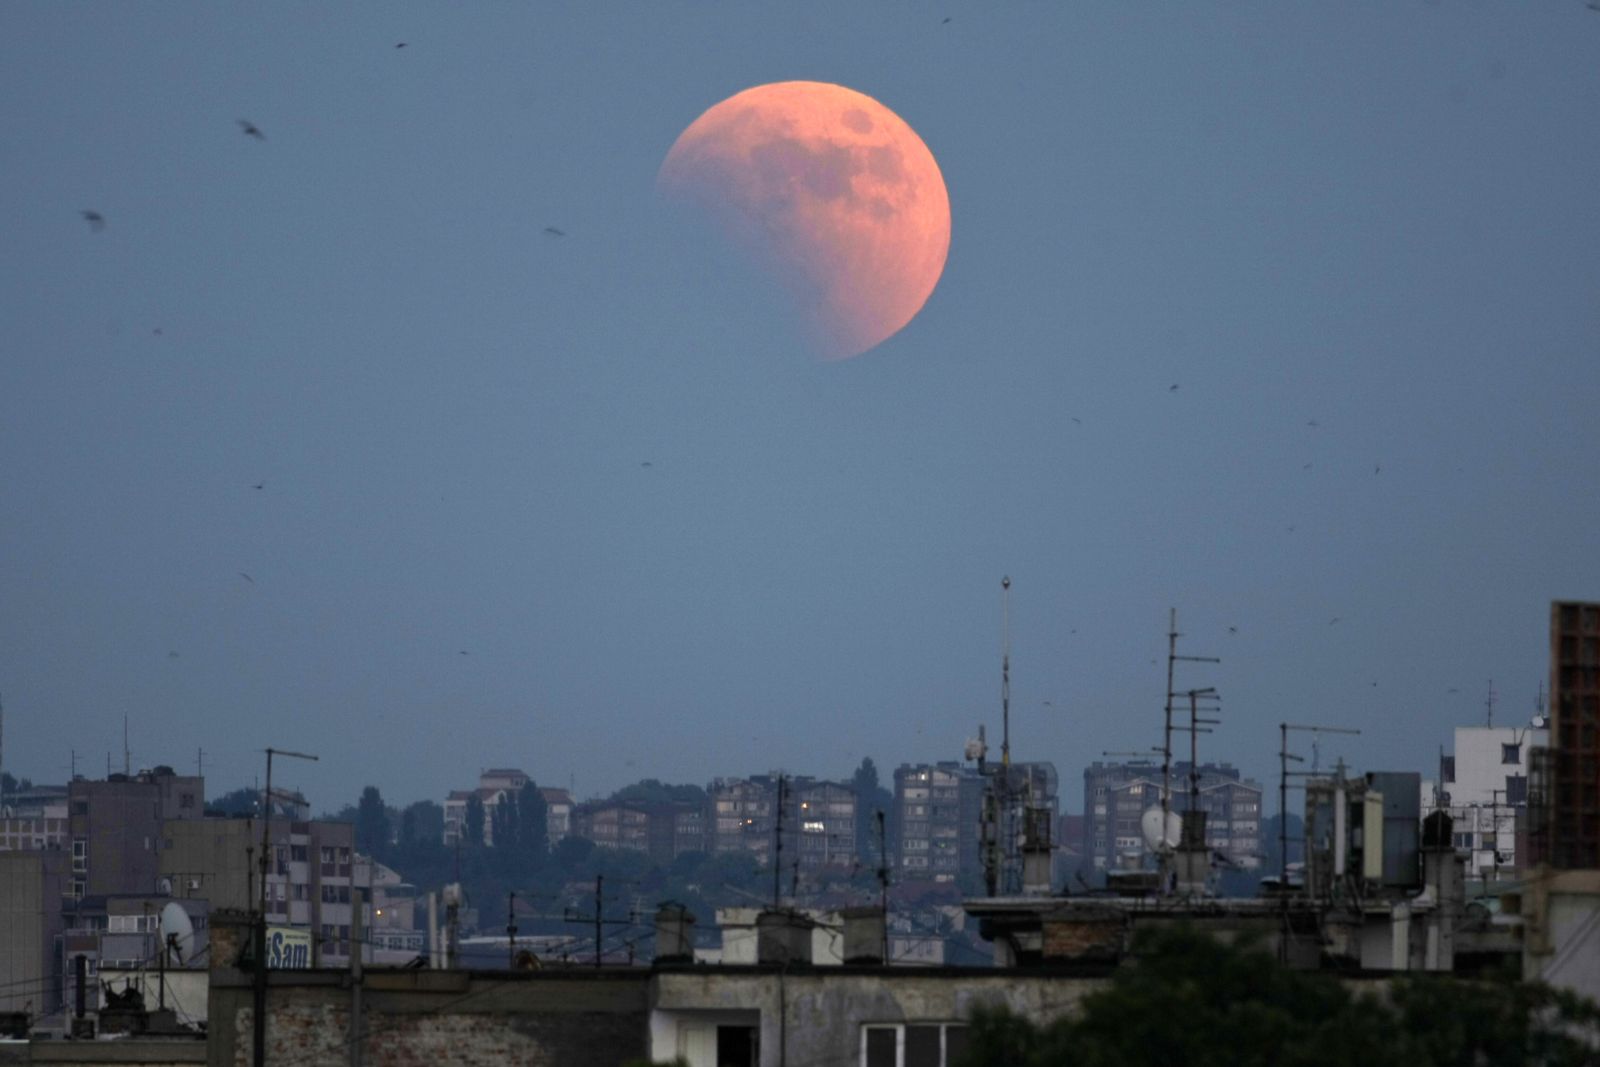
[68,767,204,900]
[791,779,855,873]
[1426,720,1547,879]
[159,815,366,966]
[1082,760,1263,874]
[0,850,66,1015]
[709,775,778,865]
[892,762,985,883]
[1548,601,1600,868]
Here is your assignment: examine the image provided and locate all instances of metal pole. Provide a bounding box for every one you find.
[507,891,517,969]
[349,884,363,1067]
[876,811,889,965]
[1280,723,1288,891]
[255,748,316,1067]
[593,875,603,967]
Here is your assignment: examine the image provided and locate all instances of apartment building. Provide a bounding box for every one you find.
[1082,761,1263,874]
[892,762,984,883]
[1426,720,1547,879]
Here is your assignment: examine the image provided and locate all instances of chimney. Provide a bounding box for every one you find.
[208,908,254,975]
[840,906,884,965]
[654,903,695,964]
[756,909,812,965]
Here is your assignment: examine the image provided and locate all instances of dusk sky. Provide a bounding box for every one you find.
[3,5,1598,813]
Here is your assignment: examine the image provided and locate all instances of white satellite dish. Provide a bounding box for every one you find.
[1140,808,1183,854]
[158,902,195,965]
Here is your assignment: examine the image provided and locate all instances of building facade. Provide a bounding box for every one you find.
[1082,761,1263,874]
[1547,601,1600,868]
[1426,720,1547,879]
[892,762,984,883]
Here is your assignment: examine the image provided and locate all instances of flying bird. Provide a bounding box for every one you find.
[1328,617,1341,625]
[1169,384,1180,392]
[1307,419,1320,427]
[81,210,106,232]
[942,16,952,23]
[1070,417,1082,425]
[238,119,266,141]
[1302,463,1313,470]
[543,226,566,237]
[395,41,407,48]
[238,572,254,583]
[1374,463,1382,475]
[1228,626,1238,635]
[640,461,652,468]
[167,651,180,659]
[458,650,470,656]
[252,482,264,490]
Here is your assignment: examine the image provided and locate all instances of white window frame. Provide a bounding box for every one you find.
[860,1022,968,1067]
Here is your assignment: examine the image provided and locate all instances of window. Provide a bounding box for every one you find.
[1506,775,1528,805]
[862,1024,969,1067]
[1502,744,1521,765]
[1441,757,1456,784]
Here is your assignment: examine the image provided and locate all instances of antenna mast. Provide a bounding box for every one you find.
[1486,678,1497,728]
[1001,577,1011,769]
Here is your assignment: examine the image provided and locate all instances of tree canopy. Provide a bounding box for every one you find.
[959,925,1600,1067]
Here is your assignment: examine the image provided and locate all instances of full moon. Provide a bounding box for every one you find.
[658,81,951,361]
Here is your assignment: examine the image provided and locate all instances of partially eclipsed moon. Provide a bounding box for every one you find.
[658,81,951,361]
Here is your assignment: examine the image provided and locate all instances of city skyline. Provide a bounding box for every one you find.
[3,5,1597,812]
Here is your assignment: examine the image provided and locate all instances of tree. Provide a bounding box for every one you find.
[852,757,892,867]
[1,772,34,796]
[518,782,549,859]
[356,786,390,860]
[207,786,259,817]
[464,793,486,848]
[491,796,519,852]
[959,924,1600,1067]
[402,799,444,844]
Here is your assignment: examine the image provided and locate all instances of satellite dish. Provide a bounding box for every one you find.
[156,877,174,896]
[1140,808,1183,853]
[158,902,195,965]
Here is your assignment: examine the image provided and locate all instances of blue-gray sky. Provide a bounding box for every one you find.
[3,4,1597,812]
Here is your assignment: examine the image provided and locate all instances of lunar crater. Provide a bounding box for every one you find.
[659,80,949,360]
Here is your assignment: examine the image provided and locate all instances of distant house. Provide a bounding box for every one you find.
[443,769,532,847]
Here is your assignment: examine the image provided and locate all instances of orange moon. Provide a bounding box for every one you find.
[658,81,951,360]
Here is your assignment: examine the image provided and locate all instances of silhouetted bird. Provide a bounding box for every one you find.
[1374,464,1381,475]
[458,650,469,656]
[1228,626,1238,634]
[942,16,952,23]
[152,327,163,336]
[1169,384,1180,392]
[168,651,180,659]
[238,119,266,141]
[1303,463,1313,470]
[543,226,566,237]
[1307,419,1320,427]
[252,482,264,490]
[1328,617,1341,625]
[238,572,254,583]
[81,210,106,232]
[1070,417,1082,425]
[640,461,652,468]
[395,42,407,48]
